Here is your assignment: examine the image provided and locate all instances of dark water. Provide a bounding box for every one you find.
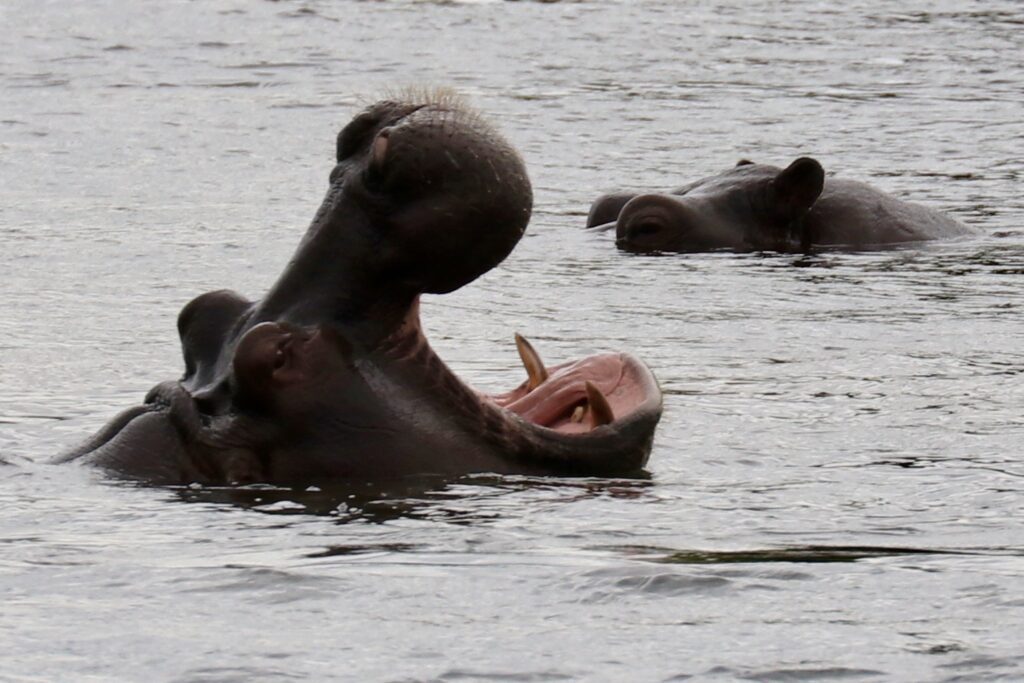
[2,1,1023,680]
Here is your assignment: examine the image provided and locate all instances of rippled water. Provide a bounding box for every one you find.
[2,1,1023,680]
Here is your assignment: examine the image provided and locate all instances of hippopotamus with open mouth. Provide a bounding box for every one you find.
[587,157,977,253]
[57,94,662,486]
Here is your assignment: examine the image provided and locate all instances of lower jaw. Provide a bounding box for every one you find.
[479,334,652,437]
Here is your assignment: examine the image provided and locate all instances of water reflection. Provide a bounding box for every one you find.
[606,544,974,565]
[173,472,654,523]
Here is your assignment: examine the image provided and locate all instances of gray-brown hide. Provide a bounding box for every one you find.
[58,96,663,486]
[588,158,977,253]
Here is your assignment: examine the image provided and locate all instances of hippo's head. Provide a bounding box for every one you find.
[62,93,662,486]
[588,158,826,253]
[174,93,534,393]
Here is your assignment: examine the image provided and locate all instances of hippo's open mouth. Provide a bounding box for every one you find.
[487,334,658,436]
[233,310,659,441]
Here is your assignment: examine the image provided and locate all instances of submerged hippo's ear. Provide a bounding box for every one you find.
[772,157,824,219]
[735,159,755,166]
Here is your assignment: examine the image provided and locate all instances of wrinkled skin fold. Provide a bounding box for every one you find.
[58,94,663,486]
[588,157,978,253]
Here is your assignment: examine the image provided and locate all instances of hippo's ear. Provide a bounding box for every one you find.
[772,157,824,219]
[177,289,252,383]
[586,192,639,229]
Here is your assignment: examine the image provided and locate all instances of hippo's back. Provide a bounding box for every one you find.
[811,178,976,248]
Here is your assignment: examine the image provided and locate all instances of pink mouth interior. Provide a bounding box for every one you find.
[487,353,653,435]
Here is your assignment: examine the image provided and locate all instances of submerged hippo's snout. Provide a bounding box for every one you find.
[615,194,693,253]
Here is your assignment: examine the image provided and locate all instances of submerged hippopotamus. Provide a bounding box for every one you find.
[587,158,977,253]
[57,94,662,486]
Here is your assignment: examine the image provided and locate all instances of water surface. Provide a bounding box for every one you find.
[2,1,1022,680]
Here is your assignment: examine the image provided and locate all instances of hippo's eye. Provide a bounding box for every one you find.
[633,221,663,237]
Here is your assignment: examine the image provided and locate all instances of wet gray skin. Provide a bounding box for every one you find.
[57,95,663,487]
[588,158,978,253]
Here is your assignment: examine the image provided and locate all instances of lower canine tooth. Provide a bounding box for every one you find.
[514,333,549,390]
